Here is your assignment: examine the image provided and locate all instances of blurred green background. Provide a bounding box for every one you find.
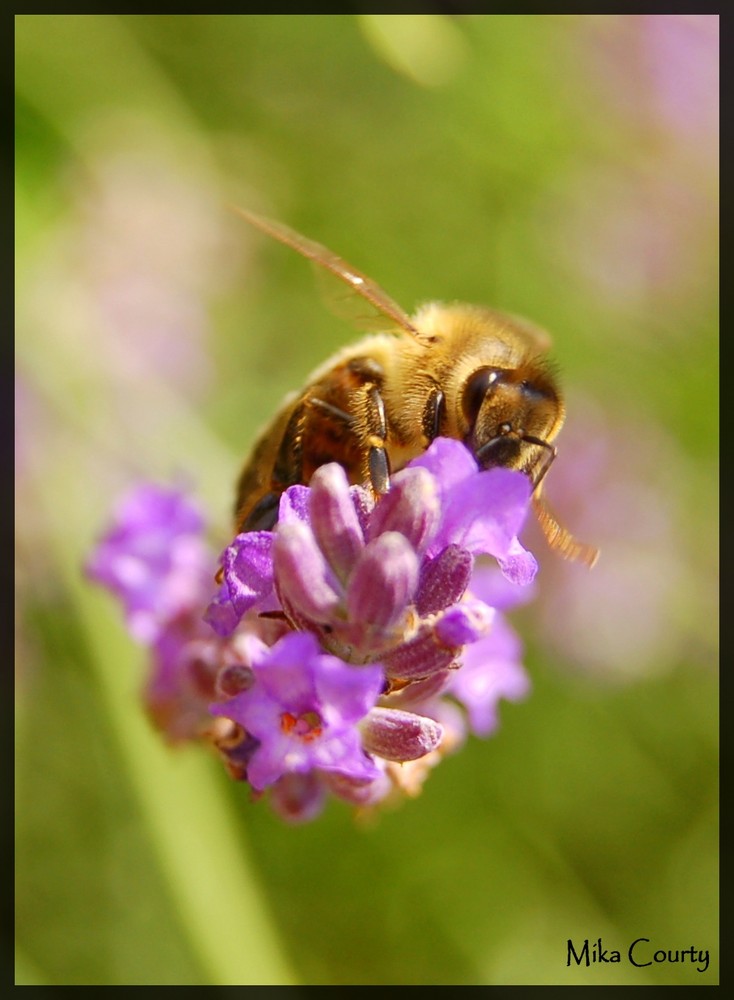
[15,14,718,985]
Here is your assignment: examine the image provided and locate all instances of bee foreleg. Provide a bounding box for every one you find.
[330,371,391,495]
[422,382,446,444]
[241,491,281,531]
[363,383,391,494]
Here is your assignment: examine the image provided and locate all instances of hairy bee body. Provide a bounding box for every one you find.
[231,209,598,566]
[236,304,560,530]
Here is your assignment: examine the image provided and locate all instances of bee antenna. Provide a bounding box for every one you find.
[521,434,556,488]
[532,491,600,569]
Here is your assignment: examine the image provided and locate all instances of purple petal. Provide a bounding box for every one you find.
[434,599,495,647]
[210,684,282,738]
[223,531,276,616]
[247,732,301,789]
[438,466,532,556]
[310,730,382,781]
[313,657,385,725]
[253,631,321,709]
[203,579,242,637]
[408,437,478,492]
[496,538,538,587]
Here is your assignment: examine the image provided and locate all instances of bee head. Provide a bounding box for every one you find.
[461,365,565,488]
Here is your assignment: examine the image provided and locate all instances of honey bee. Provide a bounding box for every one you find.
[232,207,599,568]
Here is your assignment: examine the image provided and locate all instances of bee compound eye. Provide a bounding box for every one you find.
[461,367,503,426]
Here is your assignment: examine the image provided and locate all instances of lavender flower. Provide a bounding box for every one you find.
[87,482,226,741]
[88,438,538,822]
[210,631,385,790]
[87,483,211,645]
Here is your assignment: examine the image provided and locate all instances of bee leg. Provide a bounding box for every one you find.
[242,491,281,531]
[362,383,391,494]
[368,441,390,495]
[310,385,391,493]
[422,382,446,443]
[308,393,393,491]
[238,402,308,532]
[328,355,390,495]
[308,398,353,424]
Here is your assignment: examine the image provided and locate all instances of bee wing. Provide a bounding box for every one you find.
[231,206,425,341]
[309,262,414,335]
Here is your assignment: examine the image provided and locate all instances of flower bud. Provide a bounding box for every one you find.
[367,467,440,552]
[323,768,393,807]
[360,707,443,762]
[308,464,365,582]
[269,772,326,824]
[346,532,419,629]
[435,599,495,646]
[382,626,457,681]
[273,520,341,621]
[416,543,473,616]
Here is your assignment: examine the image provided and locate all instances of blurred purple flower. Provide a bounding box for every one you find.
[542,16,717,314]
[269,772,328,824]
[80,151,233,395]
[585,15,718,153]
[145,619,223,742]
[87,483,212,645]
[521,397,716,682]
[87,481,230,741]
[448,613,530,737]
